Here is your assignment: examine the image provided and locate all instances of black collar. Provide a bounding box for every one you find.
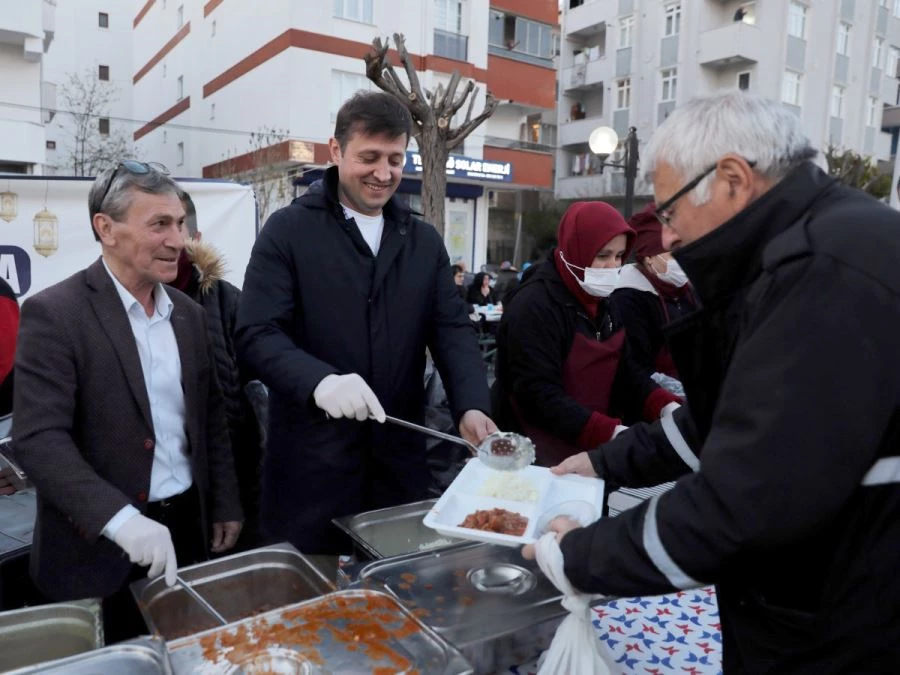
[300,165,411,225]
[674,162,836,307]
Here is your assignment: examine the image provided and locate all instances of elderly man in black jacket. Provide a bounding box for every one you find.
[236,91,496,554]
[536,91,900,671]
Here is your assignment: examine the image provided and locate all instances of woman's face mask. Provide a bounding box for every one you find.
[651,255,689,287]
[560,252,619,297]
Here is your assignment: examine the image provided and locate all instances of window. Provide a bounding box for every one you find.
[889,46,900,78]
[660,68,678,101]
[831,85,844,118]
[867,97,879,126]
[788,2,806,39]
[664,3,681,37]
[46,140,56,150]
[210,103,215,120]
[734,2,756,25]
[894,0,900,19]
[435,0,462,33]
[333,0,373,23]
[737,71,751,91]
[874,38,885,69]
[211,20,216,36]
[163,62,167,78]
[177,75,183,100]
[434,0,467,61]
[98,12,108,28]
[99,118,110,135]
[331,70,372,121]
[616,78,631,109]
[98,65,109,81]
[163,130,167,144]
[176,4,183,28]
[836,23,850,56]
[619,15,634,49]
[489,11,553,58]
[782,70,801,105]
[177,142,184,167]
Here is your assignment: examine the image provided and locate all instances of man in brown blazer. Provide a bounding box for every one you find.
[13,161,243,642]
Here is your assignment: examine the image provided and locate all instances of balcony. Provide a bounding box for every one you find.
[434,28,468,62]
[562,55,610,92]
[559,115,607,147]
[565,2,610,39]
[0,119,46,167]
[0,0,54,59]
[697,21,762,68]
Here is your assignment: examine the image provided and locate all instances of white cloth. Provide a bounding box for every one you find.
[100,259,192,540]
[313,373,385,422]
[343,205,384,256]
[534,533,611,675]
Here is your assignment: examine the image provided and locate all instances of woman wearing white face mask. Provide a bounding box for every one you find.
[491,202,682,467]
[611,203,698,382]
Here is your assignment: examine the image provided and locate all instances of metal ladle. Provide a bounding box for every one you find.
[381,415,535,471]
[174,575,228,626]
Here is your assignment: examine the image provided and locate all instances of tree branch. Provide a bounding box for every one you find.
[446,91,499,150]
[447,80,476,119]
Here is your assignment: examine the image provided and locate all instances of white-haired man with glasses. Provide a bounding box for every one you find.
[13,161,243,642]
[534,92,900,670]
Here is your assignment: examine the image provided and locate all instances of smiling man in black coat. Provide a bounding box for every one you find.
[236,91,496,554]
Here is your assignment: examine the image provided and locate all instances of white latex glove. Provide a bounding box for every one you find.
[313,373,386,422]
[112,513,178,587]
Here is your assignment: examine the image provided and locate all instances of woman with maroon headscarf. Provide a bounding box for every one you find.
[491,202,681,466]
[611,203,697,382]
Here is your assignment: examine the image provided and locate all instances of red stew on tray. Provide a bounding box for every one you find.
[459,508,528,536]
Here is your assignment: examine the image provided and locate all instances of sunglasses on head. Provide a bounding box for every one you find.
[97,160,170,213]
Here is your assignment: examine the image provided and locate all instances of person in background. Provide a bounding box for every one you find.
[493,260,519,298]
[0,276,19,493]
[452,264,475,315]
[611,203,697,382]
[491,201,681,467]
[236,91,495,555]
[537,91,900,671]
[13,161,242,642]
[0,276,17,421]
[168,189,264,550]
[467,271,498,306]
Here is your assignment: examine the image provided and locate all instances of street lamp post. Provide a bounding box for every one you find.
[588,125,640,219]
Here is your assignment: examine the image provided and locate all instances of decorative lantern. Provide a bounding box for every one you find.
[33,208,59,257]
[0,189,16,223]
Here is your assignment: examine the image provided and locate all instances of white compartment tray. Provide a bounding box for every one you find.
[423,459,605,547]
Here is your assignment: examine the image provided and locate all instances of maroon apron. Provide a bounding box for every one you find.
[512,329,625,467]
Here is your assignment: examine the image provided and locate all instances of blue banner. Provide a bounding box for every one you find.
[404,151,513,182]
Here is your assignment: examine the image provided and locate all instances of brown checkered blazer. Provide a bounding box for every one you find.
[13,257,243,600]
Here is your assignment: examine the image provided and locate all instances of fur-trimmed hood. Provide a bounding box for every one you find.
[184,239,228,296]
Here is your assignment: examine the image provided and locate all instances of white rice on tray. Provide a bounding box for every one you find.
[418,537,455,551]
[477,472,539,502]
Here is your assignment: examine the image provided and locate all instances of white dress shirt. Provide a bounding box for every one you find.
[343,205,384,256]
[101,258,192,539]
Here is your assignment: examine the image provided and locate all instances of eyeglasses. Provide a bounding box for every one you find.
[654,159,757,227]
[97,160,170,214]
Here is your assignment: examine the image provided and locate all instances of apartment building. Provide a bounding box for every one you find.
[129,0,558,270]
[42,0,135,175]
[557,0,900,203]
[0,0,56,174]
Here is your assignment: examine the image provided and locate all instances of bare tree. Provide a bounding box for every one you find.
[824,144,891,199]
[365,33,498,235]
[209,127,291,222]
[56,69,133,176]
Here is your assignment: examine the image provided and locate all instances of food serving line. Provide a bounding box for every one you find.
[0,430,722,674]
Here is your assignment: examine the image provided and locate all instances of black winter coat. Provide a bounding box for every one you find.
[561,162,900,671]
[610,264,696,382]
[172,241,263,543]
[235,167,490,553]
[491,257,656,445]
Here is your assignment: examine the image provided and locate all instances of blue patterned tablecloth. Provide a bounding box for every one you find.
[498,587,723,675]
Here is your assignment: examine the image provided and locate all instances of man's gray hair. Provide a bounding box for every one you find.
[642,91,817,204]
[88,165,180,241]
